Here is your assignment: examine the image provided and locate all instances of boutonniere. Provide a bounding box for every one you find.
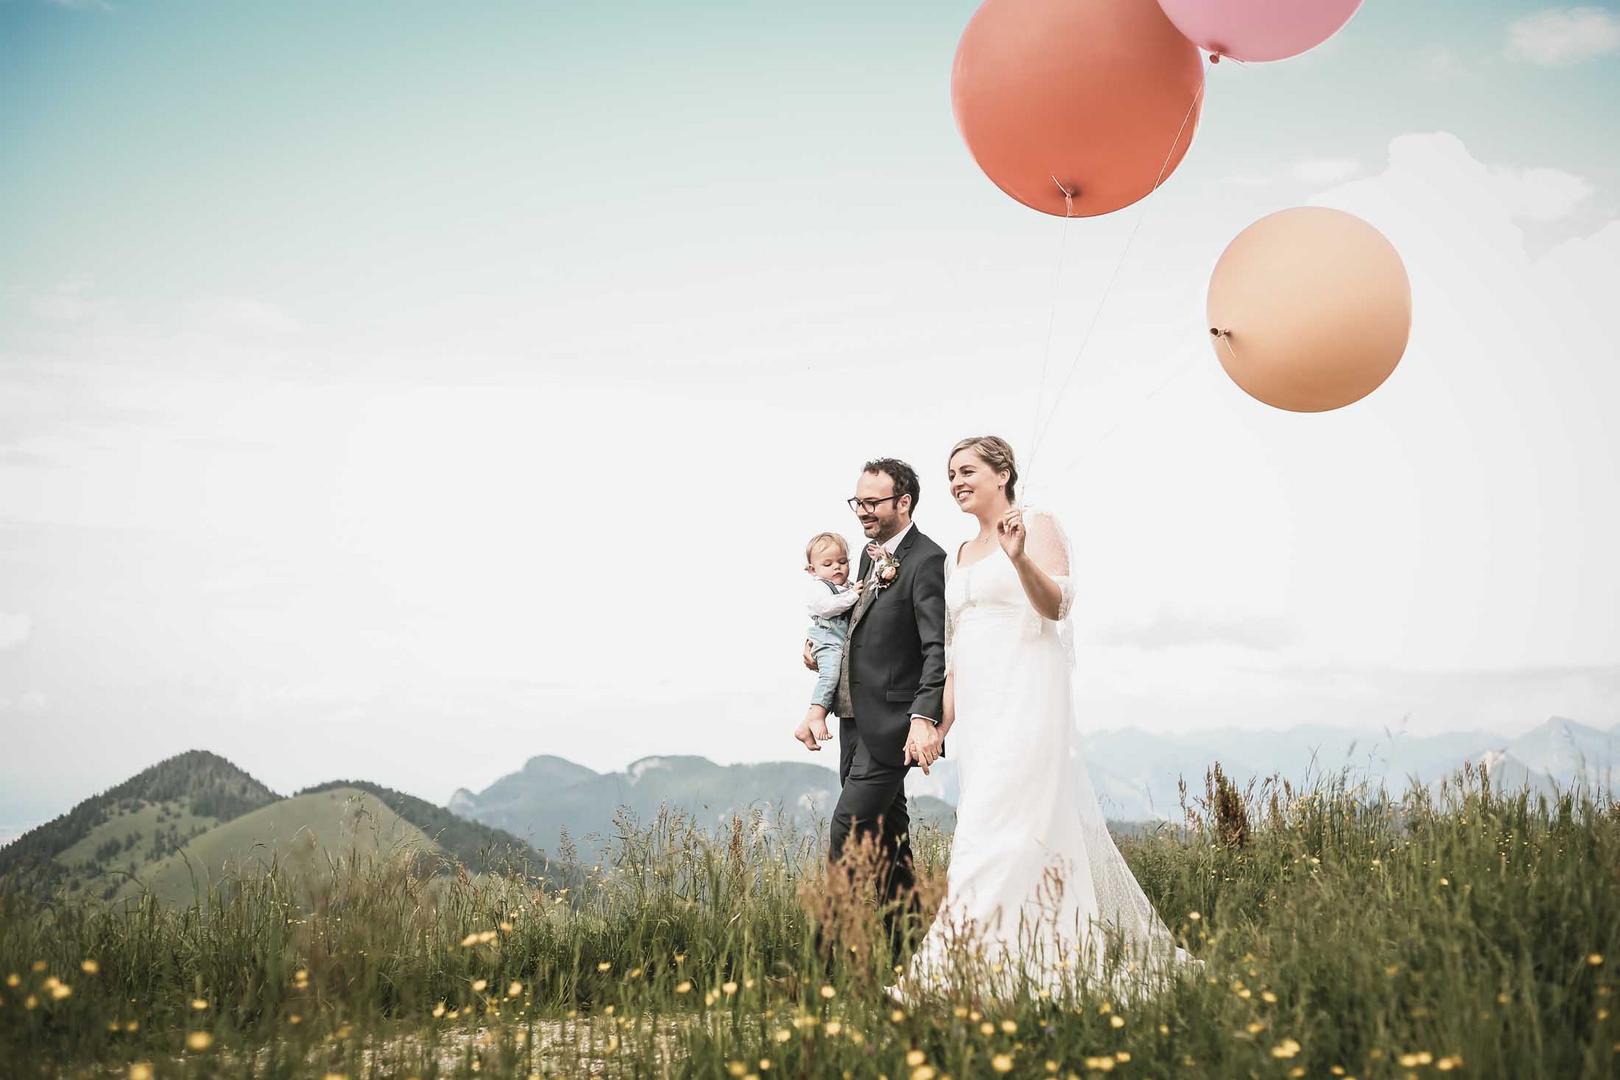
[872,548,901,590]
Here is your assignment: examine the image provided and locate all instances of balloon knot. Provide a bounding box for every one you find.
[1209,52,1222,64]
[1051,176,1077,216]
[1210,327,1229,337]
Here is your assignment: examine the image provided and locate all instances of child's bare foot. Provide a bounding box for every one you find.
[810,718,832,743]
[793,721,821,751]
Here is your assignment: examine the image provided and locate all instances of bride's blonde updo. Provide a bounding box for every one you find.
[949,435,1018,504]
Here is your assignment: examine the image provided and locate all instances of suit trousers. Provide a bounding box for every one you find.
[829,727,919,948]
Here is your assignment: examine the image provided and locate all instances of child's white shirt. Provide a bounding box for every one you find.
[805,576,860,618]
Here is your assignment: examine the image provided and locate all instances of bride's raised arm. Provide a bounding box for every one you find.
[1005,510,1075,622]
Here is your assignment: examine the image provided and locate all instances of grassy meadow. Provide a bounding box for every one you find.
[1,768,1617,1079]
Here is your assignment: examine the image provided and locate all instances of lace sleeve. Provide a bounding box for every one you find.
[1023,510,1076,669]
[1025,511,1075,622]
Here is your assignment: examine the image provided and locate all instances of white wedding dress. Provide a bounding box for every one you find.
[904,511,1191,999]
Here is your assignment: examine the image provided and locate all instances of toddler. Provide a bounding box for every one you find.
[795,531,862,751]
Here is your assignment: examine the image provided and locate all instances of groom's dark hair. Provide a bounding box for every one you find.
[863,457,920,513]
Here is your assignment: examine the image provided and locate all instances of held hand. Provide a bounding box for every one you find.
[997,508,1026,560]
[802,639,818,672]
[907,718,940,774]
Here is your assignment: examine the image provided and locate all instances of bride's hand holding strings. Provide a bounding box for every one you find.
[996,507,1026,560]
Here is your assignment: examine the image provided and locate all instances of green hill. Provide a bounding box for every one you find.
[124,787,442,906]
[0,750,277,898]
[297,778,546,874]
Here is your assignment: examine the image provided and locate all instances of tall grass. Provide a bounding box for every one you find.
[1,768,1616,1078]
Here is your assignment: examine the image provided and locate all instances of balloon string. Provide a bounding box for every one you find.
[1022,79,1206,493]
[1052,332,1205,478]
[1026,209,1076,473]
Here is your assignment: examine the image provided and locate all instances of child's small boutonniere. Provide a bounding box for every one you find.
[872,548,901,591]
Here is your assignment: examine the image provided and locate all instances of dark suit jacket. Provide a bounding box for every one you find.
[839,524,948,770]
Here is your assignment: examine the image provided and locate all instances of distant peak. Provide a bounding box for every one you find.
[522,755,596,774]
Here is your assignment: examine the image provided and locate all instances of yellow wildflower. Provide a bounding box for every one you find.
[80,960,99,975]
[1000,1019,1017,1034]
[773,1028,791,1043]
[906,1050,926,1066]
[1590,954,1605,967]
[821,985,837,999]
[597,961,612,972]
[1271,1038,1301,1059]
[990,1054,1014,1073]
[722,981,738,995]
[506,982,523,998]
[129,1064,154,1080]
[1109,1015,1125,1029]
[186,1031,213,1052]
[675,980,693,994]
[471,979,488,993]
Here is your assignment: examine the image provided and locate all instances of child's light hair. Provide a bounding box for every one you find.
[805,532,849,565]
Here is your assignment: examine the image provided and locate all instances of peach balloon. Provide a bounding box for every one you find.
[952,0,1205,218]
[1206,207,1411,413]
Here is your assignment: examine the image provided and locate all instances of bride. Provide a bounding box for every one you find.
[900,435,1191,999]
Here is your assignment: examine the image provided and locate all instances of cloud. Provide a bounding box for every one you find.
[0,614,31,651]
[1292,158,1363,185]
[1487,164,1595,222]
[1096,609,1295,652]
[1506,7,1620,66]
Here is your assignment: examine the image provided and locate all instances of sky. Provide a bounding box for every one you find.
[2,0,1618,830]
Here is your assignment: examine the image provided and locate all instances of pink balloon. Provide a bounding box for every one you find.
[1155,0,1363,62]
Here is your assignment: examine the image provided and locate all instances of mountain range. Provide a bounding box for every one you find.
[1069,715,1620,820]
[447,754,957,861]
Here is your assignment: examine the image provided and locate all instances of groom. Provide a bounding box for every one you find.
[808,457,947,939]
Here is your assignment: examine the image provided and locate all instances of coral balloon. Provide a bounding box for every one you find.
[1156,0,1363,63]
[952,0,1205,218]
[1206,207,1411,413]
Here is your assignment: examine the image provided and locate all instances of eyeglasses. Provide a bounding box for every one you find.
[847,495,902,514]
